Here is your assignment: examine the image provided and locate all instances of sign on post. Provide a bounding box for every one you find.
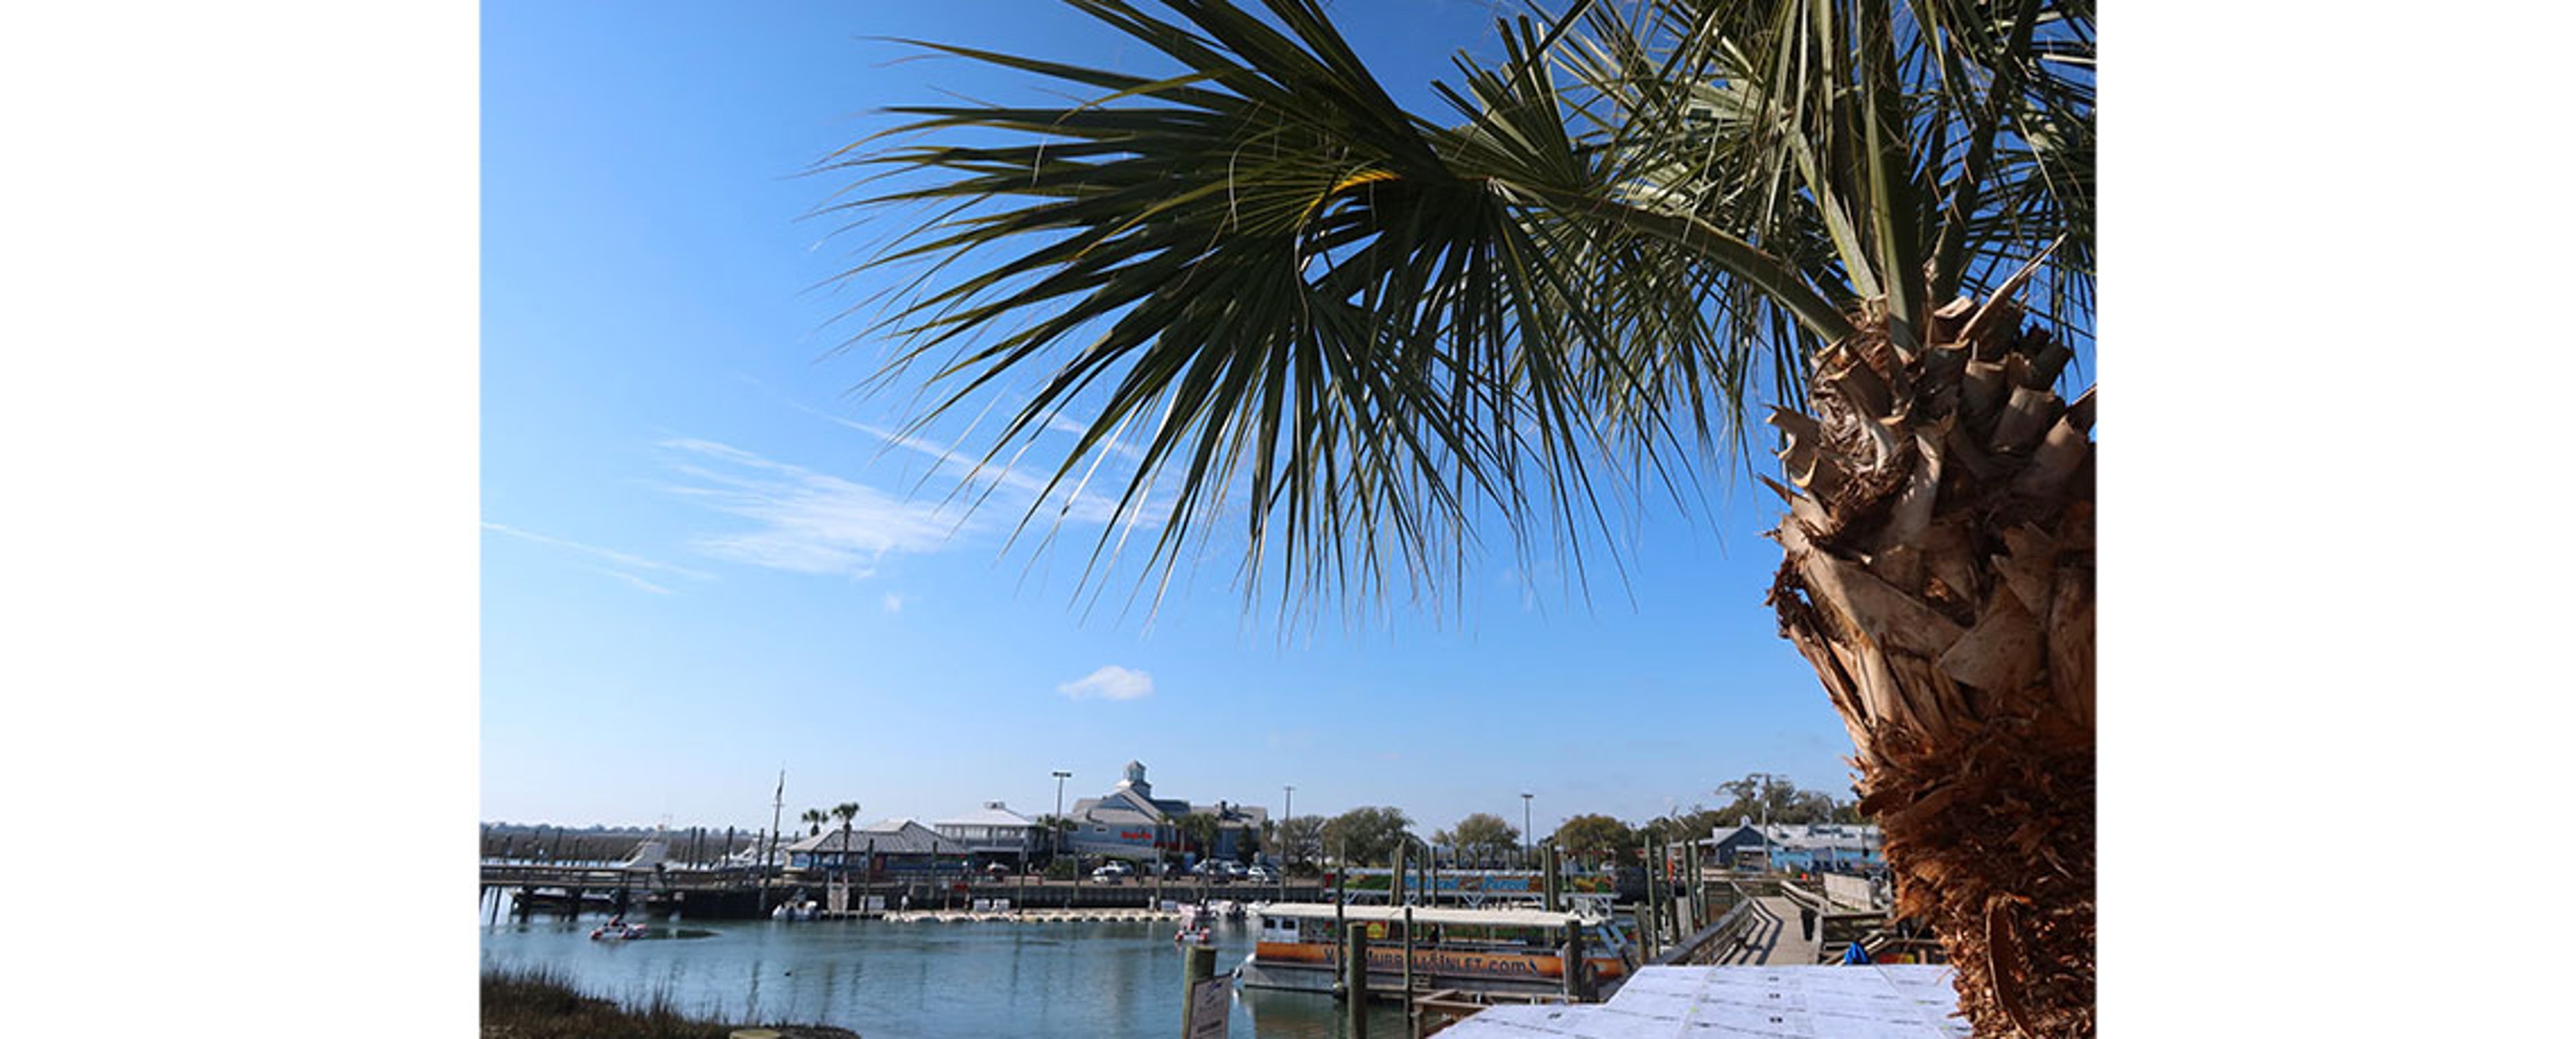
[1185,977,1230,1039]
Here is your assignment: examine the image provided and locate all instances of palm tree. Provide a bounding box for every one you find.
[800,808,828,838]
[832,802,862,877]
[837,1,2090,1032]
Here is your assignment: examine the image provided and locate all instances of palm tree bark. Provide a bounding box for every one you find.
[1764,292,2093,1037]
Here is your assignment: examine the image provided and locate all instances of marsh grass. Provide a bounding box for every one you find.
[480,963,750,1039]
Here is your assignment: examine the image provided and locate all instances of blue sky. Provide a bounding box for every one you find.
[480,0,1873,839]
[16,1,2573,1035]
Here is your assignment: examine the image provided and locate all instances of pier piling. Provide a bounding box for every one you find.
[1180,942,1216,1036]
[1562,916,1590,1002]
[1343,924,1370,1039]
[1542,846,1559,913]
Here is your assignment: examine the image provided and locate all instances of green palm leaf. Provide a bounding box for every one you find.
[827,0,2090,612]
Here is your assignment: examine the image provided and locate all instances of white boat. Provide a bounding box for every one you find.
[589,919,649,940]
[1238,904,1634,1000]
[771,893,820,921]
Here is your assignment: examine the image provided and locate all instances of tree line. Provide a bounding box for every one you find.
[1263,773,1860,869]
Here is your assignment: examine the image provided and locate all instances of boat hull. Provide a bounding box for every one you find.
[1236,942,1624,1001]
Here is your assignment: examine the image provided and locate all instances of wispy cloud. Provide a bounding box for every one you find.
[1057,665,1155,702]
[881,592,907,613]
[481,521,713,594]
[657,438,965,578]
[595,569,677,596]
[806,413,1145,529]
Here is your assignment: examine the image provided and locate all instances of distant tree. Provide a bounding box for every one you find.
[1179,812,1222,857]
[1319,807,1413,866]
[1275,814,1326,867]
[1658,806,1733,842]
[1034,814,1078,863]
[1709,775,1860,826]
[1444,812,1519,867]
[1552,814,1638,870]
[800,808,828,836]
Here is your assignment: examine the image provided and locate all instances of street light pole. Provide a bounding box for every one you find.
[1279,783,1295,901]
[1052,770,1073,865]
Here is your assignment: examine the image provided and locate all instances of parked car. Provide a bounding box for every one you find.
[1244,864,1279,883]
[1091,861,1134,883]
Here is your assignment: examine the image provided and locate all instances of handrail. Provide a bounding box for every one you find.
[1649,899,1760,966]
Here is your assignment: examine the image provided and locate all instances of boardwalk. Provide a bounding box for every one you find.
[1719,895,1824,965]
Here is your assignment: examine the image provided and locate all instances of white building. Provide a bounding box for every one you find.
[933,800,1043,865]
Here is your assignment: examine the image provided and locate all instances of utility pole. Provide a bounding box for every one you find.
[1281,784,1295,901]
[1053,770,1073,865]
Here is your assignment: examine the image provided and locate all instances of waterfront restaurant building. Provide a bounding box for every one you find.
[1066,761,1269,865]
[1703,822,1884,873]
[783,818,971,877]
[932,800,1043,868]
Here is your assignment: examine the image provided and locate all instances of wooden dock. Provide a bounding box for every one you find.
[480,863,1334,920]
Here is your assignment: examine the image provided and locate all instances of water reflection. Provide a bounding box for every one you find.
[482,908,1410,1038]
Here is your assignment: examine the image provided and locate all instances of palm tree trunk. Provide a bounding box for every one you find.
[1765,292,2094,1038]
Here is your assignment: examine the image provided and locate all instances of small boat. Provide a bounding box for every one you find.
[589,920,649,941]
[1238,904,1633,1000]
[771,898,820,921]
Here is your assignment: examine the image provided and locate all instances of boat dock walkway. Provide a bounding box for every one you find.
[879,907,1190,924]
[1712,895,1823,966]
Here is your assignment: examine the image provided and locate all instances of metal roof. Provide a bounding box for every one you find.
[933,802,1036,828]
[1252,904,1587,928]
[782,820,968,857]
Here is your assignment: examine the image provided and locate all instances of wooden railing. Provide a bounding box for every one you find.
[1649,897,1762,966]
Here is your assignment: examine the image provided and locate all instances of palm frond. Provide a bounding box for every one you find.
[825,0,2092,614]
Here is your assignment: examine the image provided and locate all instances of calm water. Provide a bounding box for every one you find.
[478,893,1409,1038]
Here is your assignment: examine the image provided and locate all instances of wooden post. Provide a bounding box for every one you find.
[1682,837,1697,929]
[1658,833,1675,942]
[1181,942,1216,1036]
[1392,841,1407,907]
[1561,916,1588,1001]
[1689,839,1705,931]
[1644,834,1660,950]
[1402,901,1418,1031]
[1542,845,1560,913]
[1395,840,1413,1026]
[1344,922,1371,1038]
[1658,835,1679,948]
[1426,844,1438,907]
[1632,904,1655,961]
[1674,837,1688,938]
